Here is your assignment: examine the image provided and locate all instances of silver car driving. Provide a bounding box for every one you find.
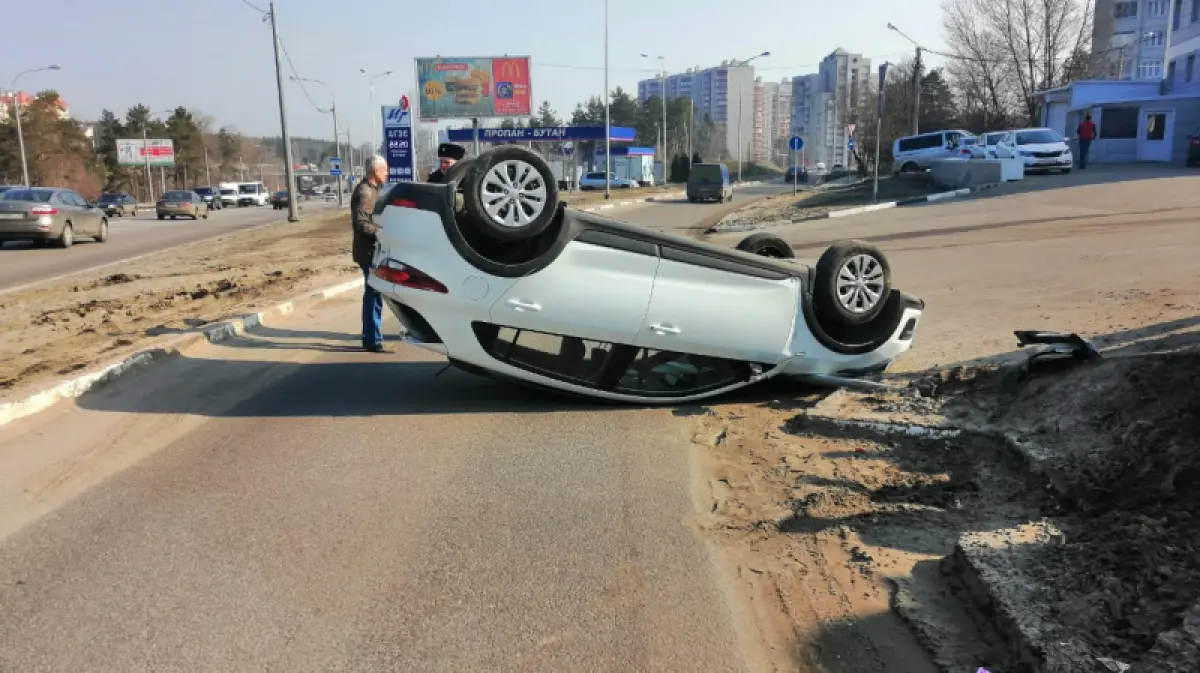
[0,187,108,248]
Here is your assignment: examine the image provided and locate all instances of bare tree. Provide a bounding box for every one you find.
[942,0,1093,128]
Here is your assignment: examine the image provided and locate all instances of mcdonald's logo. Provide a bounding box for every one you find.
[493,58,525,81]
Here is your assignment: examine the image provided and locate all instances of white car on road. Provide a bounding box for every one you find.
[578,172,638,190]
[367,146,924,403]
[987,128,1073,173]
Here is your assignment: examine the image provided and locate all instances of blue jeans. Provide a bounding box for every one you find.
[360,265,383,348]
[1078,139,1091,168]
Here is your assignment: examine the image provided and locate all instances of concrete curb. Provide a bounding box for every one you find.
[575,181,766,213]
[705,182,1001,234]
[0,276,365,429]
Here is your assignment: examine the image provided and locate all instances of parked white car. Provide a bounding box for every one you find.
[366,145,924,404]
[578,172,638,190]
[985,128,1073,173]
[892,129,976,172]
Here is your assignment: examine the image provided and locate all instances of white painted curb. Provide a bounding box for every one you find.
[0,276,365,429]
[827,201,897,218]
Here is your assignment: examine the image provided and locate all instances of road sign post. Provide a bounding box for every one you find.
[874,62,891,203]
[329,157,342,176]
[788,135,803,195]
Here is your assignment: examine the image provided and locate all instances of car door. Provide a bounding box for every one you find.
[62,192,93,235]
[488,237,661,346]
[633,247,801,364]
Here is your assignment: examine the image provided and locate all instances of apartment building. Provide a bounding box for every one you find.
[748,78,794,164]
[789,49,871,169]
[1093,0,1173,79]
[636,61,756,160]
[1165,0,1200,92]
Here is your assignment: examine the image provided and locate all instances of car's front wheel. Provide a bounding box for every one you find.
[459,144,559,243]
[95,219,109,243]
[814,240,891,326]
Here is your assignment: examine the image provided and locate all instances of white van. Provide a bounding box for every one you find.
[892,129,976,173]
[236,181,268,207]
[217,182,240,207]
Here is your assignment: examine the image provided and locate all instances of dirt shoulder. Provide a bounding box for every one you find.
[0,209,360,401]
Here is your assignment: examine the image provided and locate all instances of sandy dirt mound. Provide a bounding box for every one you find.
[0,212,359,399]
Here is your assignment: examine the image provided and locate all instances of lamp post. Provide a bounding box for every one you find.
[887,23,922,135]
[291,75,343,206]
[359,69,393,154]
[11,64,62,186]
[734,52,770,183]
[603,0,611,199]
[641,54,668,183]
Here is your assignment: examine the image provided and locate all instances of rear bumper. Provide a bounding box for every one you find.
[156,207,198,217]
[0,220,55,241]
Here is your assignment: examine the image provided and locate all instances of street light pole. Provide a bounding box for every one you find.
[360,69,393,154]
[267,0,299,222]
[603,0,611,200]
[11,65,62,186]
[887,23,922,135]
[734,52,770,183]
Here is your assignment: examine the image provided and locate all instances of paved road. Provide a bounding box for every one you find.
[0,200,341,294]
[615,182,794,235]
[0,188,800,673]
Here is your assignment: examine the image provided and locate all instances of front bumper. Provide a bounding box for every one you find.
[1022,154,1072,169]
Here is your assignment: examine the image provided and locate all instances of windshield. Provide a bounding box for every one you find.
[219,188,237,195]
[239,185,259,194]
[0,188,55,202]
[690,165,723,182]
[193,187,214,195]
[1016,129,1061,145]
[984,132,1009,146]
[162,191,192,200]
[99,193,123,202]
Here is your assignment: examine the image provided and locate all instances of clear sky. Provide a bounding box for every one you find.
[2,0,948,140]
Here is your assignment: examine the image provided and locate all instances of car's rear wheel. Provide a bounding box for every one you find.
[814,239,891,326]
[459,145,558,242]
[58,224,74,249]
[735,233,794,258]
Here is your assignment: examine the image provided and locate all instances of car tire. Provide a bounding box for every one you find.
[157,214,165,220]
[814,239,891,326]
[58,224,74,249]
[735,233,794,258]
[458,144,558,243]
[1061,168,1072,174]
[95,219,109,243]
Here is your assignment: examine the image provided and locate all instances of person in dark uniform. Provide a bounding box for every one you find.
[427,142,466,183]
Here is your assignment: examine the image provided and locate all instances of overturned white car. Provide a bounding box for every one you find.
[368,145,923,403]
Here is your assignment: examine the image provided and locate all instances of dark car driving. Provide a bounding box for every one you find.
[97,191,138,217]
[271,190,289,209]
[192,186,222,210]
[783,165,808,184]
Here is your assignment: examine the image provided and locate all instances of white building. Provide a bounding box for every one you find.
[789,49,871,169]
[636,60,756,161]
[1165,0,1200,93]
[1093,0,1173,80]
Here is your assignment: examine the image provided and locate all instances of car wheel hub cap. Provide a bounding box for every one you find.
[480,159,547,228]
[835,254,884,314]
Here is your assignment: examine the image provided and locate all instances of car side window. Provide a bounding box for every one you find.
[614,349,752,395]
[62,192,81,207]
[481,325,613,384]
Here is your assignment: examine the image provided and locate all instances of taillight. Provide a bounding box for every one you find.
[30,205,58,216]
[390,198,418,208]
[373,261,448,293]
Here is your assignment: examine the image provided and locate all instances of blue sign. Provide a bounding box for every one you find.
[445,126,636,144]
[847,137,856,151]
[329,157,341,176]
[381,105,415,183]
[789,136,803,151]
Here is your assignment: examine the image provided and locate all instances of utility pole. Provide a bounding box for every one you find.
[603,0,611,200]
[268,0,299,222]
[204,146,211,185]
[911,46,922,135]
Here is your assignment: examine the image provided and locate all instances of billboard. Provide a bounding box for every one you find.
[415,56,531,120]
[116,139,175,167]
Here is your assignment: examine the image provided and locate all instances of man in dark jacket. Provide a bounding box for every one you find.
[351,155,389,352]
[427,142,466,183]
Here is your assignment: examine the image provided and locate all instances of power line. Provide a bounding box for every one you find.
[277,36,329,114]
[240,0,268,14]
